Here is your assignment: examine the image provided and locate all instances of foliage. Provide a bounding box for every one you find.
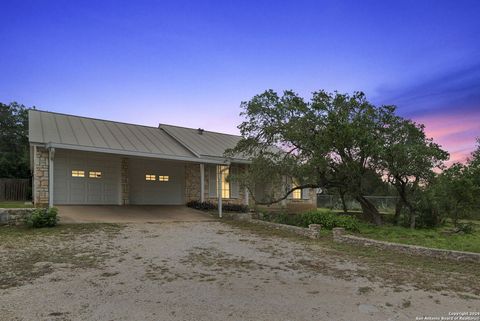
[267,209,360,232]
[0,102,31,178]
[227,90,448,226]
[25,207,58,228]
[186,200,249,213]
[356,221,480,253]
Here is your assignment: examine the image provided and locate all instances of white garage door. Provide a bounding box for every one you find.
[129,158,185,205]
[54,150,121,205]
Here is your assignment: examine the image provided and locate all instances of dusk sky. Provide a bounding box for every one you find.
[1,1,479,163]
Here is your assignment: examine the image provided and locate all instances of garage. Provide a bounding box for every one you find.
[128,158,185,205]
[54,150,121,205]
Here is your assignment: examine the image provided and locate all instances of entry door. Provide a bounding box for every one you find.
[129,158,185,205]
[54,150,121,205]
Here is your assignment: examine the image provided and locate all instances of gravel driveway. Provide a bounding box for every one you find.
[0,221,478,321]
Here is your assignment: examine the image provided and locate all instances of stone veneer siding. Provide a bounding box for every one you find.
[184,163,249,206]
[0,208,36,226]
[33,146,49,206]
[121,158,129,205]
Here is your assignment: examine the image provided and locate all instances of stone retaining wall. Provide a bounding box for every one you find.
[0,208,36,226]
[250,219,321,239]
[332,228,480,263]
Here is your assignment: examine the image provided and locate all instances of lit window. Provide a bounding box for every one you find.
[292,180,302,199]
[159,175,169,182]
[71,170,85,177]
[89,171,102,178]
[145,174,156,181]
[217,165,230,198]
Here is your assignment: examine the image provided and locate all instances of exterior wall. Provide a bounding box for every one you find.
[33,146,49,207]
[184,163,248,206]
[121,158,129,205]
[285,188,317,213]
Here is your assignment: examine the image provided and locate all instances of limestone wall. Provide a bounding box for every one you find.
[33,147,49,206]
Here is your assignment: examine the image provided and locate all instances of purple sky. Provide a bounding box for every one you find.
[1,0,479,163]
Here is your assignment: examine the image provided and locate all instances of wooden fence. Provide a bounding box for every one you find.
[0,178,31,201]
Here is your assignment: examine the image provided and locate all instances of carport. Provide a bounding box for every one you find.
[57,205,214,223]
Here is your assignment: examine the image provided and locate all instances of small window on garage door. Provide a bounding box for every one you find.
[145,174,156,181]
[159,175,169,182]
[71,170,85,177]
[89,171,102,178]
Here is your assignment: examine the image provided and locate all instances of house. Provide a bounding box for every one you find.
[28,110,316,212]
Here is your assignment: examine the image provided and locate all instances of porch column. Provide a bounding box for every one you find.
[244,187,249,206]
[48,147,55,208]
[200,163,205,202]
[218,167,222,218]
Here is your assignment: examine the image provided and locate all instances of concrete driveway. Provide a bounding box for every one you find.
[57,205,214,223]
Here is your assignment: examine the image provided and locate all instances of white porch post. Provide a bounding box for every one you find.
[244,187,249,206]
[200,163,205,203]
[218,166,222,218]
[48,147,55,208]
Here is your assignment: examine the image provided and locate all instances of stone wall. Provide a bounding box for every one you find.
[185,163,248,206]
[0,208,36,226]
[33,146,49,206]
[250,219,321,239]
[121,158,129,205]
[332,228,480,263]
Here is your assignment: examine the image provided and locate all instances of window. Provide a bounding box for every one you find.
[159,175,169,182]
[292,180,302,199]
[89,171,102,178]
[217,165,230,198]
[145,174,156,181]
[71,170,85,177]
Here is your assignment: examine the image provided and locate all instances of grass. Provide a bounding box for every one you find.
[355,221,480,253]
[0,223,122,289]
[0,201,33,208]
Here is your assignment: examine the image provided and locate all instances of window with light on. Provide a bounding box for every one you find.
[145,174,156,181]
[71,170,85,177]
[217,165,230,198]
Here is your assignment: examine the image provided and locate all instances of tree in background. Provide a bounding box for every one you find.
[0,102,30,178]
[379,116,448,228]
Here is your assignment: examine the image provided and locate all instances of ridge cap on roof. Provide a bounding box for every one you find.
[159,123,242,138]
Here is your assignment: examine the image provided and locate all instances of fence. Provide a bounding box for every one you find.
[0,178,31,201]
[317,194,399,212]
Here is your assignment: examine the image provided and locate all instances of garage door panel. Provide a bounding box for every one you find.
[54,150,120,205]
[129,159,185,205]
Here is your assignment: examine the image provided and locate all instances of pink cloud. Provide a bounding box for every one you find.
[412,112,480,165]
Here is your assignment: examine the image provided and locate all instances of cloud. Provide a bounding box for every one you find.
[375,62,480,164]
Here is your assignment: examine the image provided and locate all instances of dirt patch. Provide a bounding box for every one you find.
[0,221,478,321]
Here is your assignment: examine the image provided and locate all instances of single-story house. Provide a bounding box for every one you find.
[28,110,316,212]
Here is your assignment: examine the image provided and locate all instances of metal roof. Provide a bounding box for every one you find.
[159,124,247,160]
[28,110,248,163]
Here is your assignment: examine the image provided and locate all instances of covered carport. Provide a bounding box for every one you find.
[57,205,214,223]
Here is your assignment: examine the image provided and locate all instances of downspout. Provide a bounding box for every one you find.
[48,147,55,208]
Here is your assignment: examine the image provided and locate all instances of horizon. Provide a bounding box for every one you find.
[1,1,479,163]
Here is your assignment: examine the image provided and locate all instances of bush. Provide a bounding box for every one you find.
[264,209,360,232]
[186,200,248,213]
[456,223,475,234]
[25,207,58,228]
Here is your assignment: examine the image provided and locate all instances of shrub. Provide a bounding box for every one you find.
[25,207,58,228]
[186,200,248,213]
[299,209,360,231]
[456,223,475,234]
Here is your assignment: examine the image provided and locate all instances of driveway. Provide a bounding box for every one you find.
[57,205,214,223]
[1,221,478,321]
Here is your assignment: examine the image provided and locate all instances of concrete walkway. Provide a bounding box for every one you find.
[57,205,214,223]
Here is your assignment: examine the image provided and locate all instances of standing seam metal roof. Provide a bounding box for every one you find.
[28,109,249,163]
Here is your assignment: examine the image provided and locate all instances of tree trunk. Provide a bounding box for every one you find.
[356,196,382,225]
[339,190,348,214]
[394,200,403,226]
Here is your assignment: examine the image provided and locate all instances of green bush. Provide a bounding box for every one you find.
[25,207,58,228]
[186,200,249,213]
[264,209,360,232]
[299,209,360,231]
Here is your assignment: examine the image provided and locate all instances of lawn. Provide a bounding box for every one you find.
[355,222,480,253]
[0,201,33,208]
